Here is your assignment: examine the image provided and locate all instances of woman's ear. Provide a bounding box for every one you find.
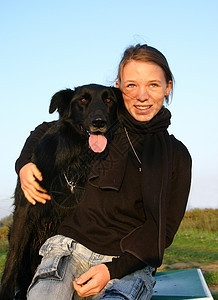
[115,81,120,88]
[165,80,172,96]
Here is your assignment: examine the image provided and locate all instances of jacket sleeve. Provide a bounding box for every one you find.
[165,136,192,248]
[104,251,146,279]
[15,121,57,174]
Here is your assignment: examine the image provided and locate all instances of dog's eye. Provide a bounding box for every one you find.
[105,98,111,103]
[80,98,87,103]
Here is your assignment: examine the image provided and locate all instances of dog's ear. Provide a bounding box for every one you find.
[111,87,123,104]
[111,87,122,100]
[111,87,126,116]
[49,89,74,118]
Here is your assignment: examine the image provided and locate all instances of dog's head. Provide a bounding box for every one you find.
[49,84,122,153]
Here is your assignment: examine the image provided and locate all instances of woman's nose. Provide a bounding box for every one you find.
[136,87,149,101]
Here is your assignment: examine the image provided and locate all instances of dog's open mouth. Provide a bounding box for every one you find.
[89,133,107,153]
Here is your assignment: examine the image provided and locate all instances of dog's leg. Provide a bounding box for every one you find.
[0,204,34,300]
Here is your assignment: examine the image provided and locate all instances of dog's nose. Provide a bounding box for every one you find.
[91,116,107,129]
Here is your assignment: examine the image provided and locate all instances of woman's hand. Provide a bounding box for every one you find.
[73,264,110,297]
[19,162,51,205]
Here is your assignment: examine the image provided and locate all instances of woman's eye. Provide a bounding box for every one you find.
[127,84,135,88]
[150,83,158,88]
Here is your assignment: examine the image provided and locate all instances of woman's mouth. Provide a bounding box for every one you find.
[134,105,152,111]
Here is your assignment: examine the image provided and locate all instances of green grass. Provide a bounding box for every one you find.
[163,230,218,264]
[0,224,9,281]
[0,251,7,278]
[179,208,217,232]
[204,271,218,286]
[162,209,218,267]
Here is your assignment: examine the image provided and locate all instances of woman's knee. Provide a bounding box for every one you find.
[27,251,73,299]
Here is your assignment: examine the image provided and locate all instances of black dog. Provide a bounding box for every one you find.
[0,84,121,300]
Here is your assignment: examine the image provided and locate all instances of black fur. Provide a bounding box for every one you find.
[0,84,121,300]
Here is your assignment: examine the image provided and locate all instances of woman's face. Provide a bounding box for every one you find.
[117,60,172,122]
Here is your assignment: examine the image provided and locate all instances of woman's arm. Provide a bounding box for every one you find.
[104,251,146,279]
[15,121,56,174]
[165,136,192,248]
[15,121,56,205]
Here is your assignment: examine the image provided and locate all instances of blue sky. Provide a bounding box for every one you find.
[1,0,218,218]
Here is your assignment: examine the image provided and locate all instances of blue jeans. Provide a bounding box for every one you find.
[27,235,155,300]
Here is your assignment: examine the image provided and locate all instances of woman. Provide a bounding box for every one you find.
[15,44,192,299]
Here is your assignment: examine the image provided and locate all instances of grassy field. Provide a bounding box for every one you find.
[0,209,217,298]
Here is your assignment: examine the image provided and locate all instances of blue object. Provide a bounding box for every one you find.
[152,269,213,299]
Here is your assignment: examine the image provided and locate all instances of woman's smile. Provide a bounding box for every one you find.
[134,104,152,111]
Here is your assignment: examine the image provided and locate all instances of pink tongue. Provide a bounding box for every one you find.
[89,134,107,153]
